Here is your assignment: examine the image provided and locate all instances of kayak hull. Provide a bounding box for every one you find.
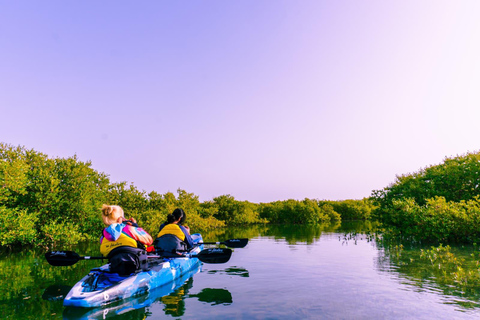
[63,234,203,308]
[63,264,202,319]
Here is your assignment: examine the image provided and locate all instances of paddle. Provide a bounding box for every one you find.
[200,238,248,248]
[191,248,232,264]
[45,248,232,266]
[45,251,106,266]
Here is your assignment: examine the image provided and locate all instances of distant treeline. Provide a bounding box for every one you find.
[0,143,373,248]
[371,151,480,244]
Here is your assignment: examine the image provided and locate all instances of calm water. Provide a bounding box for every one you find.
[2,222,480,319]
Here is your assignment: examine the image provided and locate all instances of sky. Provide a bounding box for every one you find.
[1,1,480,203]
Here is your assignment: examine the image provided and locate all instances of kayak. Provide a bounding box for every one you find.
[63,234,204,308]
[63,263,203,319]
[45,234,239,309]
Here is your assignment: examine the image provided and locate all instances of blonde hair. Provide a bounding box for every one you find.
[101,204,124,226]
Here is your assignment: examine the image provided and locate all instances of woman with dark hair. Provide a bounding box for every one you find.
[154,208,194,256]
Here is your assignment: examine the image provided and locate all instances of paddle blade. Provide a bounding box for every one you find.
[223,238,248,248]
[45,251,81,266]
[194,248,232,264]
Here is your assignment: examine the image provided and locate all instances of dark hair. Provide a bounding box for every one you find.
[166,208,186,224]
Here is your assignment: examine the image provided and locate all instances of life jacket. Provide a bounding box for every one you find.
[100,232,139,257]
[157,224,186,240]
[154,224,187,255]
[100,224,147,275]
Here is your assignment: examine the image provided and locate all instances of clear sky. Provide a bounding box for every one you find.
[1,1,480,203]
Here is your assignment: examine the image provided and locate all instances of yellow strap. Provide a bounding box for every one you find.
[156,224,185,241]
[100,233,138,256]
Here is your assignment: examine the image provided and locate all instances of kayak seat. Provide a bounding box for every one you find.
[153,234,187,257]
[107,246,148,276]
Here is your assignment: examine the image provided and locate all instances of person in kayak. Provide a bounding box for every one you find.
[100,204,154,275]
[154,208,194,256]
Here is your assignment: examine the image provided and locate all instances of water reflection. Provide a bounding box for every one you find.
[189,288,233,305]
[62,264,234,320]
[337,224,480,312]
[207,266,249,278]
[375,244,480,310]
[261,223,342,245]
[42,284,72,301]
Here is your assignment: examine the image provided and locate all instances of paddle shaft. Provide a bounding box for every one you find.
[199,238,248,248]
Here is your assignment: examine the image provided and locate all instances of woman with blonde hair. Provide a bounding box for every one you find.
[100,204,153,275]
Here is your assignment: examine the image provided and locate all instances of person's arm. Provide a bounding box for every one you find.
[125,225,153,245]
[123,218,139,228]
[179,225,194,248]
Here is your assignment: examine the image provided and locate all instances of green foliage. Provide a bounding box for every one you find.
[0,143,111,245]
[108,182,148,216]
[258,198,341,224]
[320,204,341,222]
[378,196,480,243]
[0,207,38,246]
[371,151,480,244]
[320,199,374,220]
[0,144,29,203]
[212,194,266,225]
[372,151,480,209]
[139,189,226,236]
[40,221,88,248]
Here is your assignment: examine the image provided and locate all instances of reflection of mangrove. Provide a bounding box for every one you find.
[189,288,233,305]
[262,223,342,245]
[339,225,480,310]
[160,277,193,317]
[42,284,72,301]
[337,221,381,246]
[340,221,379,233]
[376,243,480,310]
[201,224,269,244]
[207,267,249,278]
[1,248,96,319]
[162,279,234,316]
[162,280,234,316]
[204,222,376,246]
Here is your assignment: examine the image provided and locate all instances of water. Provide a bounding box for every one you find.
[2,222,480,319]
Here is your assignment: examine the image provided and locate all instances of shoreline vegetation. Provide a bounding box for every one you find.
[2,142,480,250]
[371,151,480,244]
[0,143,372,249]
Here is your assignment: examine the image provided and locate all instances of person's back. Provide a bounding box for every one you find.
[100,204,153,275]
[154,208,194,256]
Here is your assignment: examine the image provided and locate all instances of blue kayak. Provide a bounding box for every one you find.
[63,263,203,319]
[63,234,204,308]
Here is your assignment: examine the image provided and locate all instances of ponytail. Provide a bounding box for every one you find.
[166,214,176,224]
[165,208,185,224]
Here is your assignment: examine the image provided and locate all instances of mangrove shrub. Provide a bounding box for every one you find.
[371,151,480,243]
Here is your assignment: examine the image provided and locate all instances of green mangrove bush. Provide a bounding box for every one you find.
[371,151,480,243]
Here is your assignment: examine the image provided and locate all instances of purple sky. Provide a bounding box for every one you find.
[1,1,480,203]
